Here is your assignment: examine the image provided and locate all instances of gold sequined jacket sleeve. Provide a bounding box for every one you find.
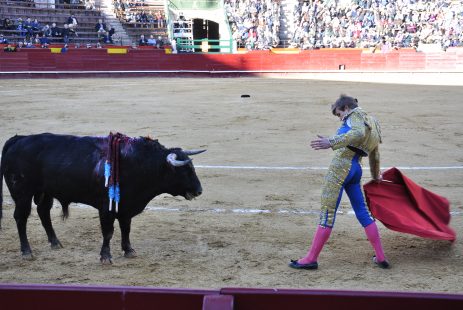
[369,145,380,180]
[328,111,365,150]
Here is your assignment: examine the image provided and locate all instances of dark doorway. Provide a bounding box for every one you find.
[192,19,219,52]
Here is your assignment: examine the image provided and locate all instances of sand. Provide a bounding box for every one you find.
[0,77,462,293]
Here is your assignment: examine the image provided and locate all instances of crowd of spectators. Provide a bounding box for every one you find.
[7,0,96,10]
[3,0,463,51]
[0,0,107,47]
[225,0,463,51]
[0,14,81,46]
[225,0,281,49]
[113,0,165,28]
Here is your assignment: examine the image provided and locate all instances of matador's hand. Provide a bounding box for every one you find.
[373,173,383,183]
[310,135,331,150]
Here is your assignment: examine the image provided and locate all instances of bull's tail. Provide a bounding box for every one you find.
[1,135,25,229]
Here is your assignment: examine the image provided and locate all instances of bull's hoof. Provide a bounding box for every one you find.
[124,249,137,258]
[51,240,63,250]
[22,253,34,261]
[100,255,113,265]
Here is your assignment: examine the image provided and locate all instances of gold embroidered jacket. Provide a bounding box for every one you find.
[328,107,382,180]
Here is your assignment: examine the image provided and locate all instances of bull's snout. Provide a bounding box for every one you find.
[195,185,203,197]
[185,185,202,200]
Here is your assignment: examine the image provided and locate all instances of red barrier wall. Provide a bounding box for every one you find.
[1,284,463,310]
[1,47,463,76]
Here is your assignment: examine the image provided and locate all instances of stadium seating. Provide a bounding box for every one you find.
[0,0,107,44]
[112,0,167,44]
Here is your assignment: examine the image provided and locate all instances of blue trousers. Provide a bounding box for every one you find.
[319,153,374,228]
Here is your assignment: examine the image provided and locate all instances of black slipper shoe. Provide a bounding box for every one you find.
[373,256,390,269]
[289,259,318,270]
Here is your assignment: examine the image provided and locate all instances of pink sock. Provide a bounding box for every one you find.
[364,222,386,262]
[298,225,332,264]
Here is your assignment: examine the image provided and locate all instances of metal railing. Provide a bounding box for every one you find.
[176,37,233,53]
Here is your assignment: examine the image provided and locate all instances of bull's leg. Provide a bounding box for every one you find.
[36,193,62,249]
[99,210,116,264]
[13,197,34,260]
[118,217,137,258]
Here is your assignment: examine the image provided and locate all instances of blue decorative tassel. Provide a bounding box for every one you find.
[108,185,115,211]
[114,184,120,213]
[104,161,111,187]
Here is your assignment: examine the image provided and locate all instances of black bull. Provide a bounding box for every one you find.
[0,133,204,263]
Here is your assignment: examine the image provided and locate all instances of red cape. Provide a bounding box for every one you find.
[363,167,456,241]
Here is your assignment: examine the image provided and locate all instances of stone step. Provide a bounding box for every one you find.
[100,0,133,45]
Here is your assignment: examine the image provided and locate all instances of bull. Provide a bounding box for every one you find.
[0,133,205,263]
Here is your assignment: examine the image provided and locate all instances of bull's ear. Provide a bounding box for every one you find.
[183,149,206,156]
[167,153,192,167]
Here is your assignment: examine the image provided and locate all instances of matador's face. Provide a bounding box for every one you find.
[334,107,351,121]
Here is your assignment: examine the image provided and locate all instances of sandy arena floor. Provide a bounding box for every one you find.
[0,77,462,293]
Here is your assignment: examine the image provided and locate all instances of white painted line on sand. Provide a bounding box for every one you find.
[2,154,461,170]
[109,204,463,216]
[195,165,463,171]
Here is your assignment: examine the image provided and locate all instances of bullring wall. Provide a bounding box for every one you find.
[1,284,463,310]
[1,48,463,75]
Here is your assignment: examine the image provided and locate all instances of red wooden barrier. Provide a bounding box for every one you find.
[0,284,218,310]
[1,284,462,310]
[221,287,463,310]
[1,48,462,76]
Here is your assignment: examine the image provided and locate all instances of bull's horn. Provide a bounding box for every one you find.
[167,153,191,167]
[183,149,207,156]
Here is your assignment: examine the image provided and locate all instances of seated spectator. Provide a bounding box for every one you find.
[373,36,391,53]
[33,33,41,44]
[2,18,15,30]
[107,25,115,44]
[139,10,148,24]
[61,24,71,44]
[95,19,107,39]
[41,24,52,37]
[156,36,164,49]
[0,33,9,44]
[25,42,35,48]
[138,34,148,46]
[50,23,61,38]
[39,34,51,48]
[67,14,78,36]
[23,17,34,38]
[31,18,41,33]
[16,18,27,38]
[147,34,156,46]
